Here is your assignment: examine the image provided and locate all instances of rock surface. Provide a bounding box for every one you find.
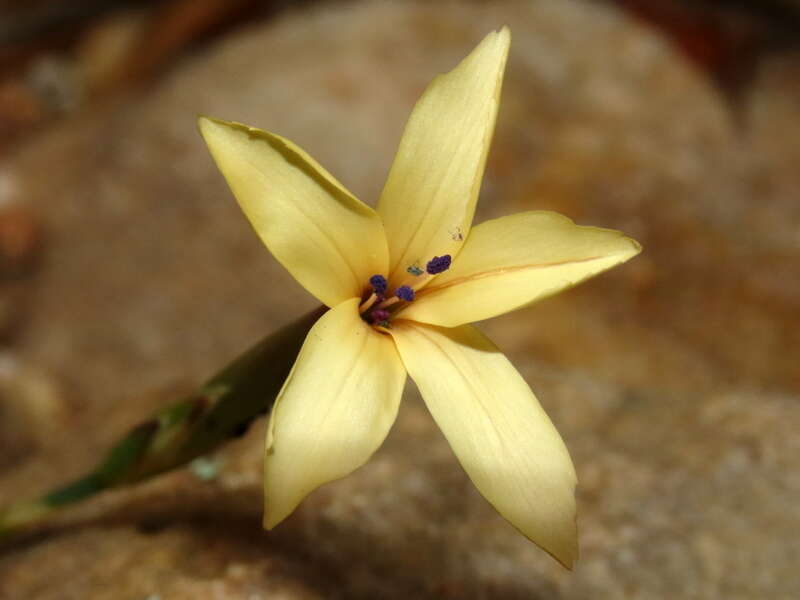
[1,1,799,598]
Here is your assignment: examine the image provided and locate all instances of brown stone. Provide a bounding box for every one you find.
[1,1,798,598]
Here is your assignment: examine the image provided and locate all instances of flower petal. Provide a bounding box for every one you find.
[378,28,510,284]
[390,321,578,568]
[263,298,405,528]
[199,117,389,307]
[399,211,641,327]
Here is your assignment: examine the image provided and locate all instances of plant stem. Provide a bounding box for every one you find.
[0,306,324,539]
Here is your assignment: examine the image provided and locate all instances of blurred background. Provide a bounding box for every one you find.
[0,0,798,598]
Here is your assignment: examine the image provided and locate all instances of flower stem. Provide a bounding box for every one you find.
[0,306,325,540]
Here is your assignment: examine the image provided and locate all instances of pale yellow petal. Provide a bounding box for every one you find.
[264,298,405,528]
[378,28,510,284]
[400,211,641,327]
[391,322,578,568]
[199,117,388,307]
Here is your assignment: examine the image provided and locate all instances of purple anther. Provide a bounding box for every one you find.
[426,254,452,275]
[370,309,390,323]
[369,274,388,295]
[395,286,415,302]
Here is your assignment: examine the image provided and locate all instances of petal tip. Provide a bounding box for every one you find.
[196,113,218,128]
[530,487,579,569]
[262,511,278,531]
[556,542,579,571]
[197,115,253,141]
[482,26,511,63]
[540,508,579,570]
[496,25,511,45]
[482,26,510,48]
[620,235,643,261]
[197,114,229,141]
[262,498,290,531]
[196,114,212,134]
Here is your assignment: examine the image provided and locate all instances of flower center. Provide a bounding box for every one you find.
[359,254,451,328]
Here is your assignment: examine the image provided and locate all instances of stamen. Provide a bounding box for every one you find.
[395,286,415,302]
[426,254,452,275]
[360,274,389,313]
[374,284,416,311]
[359,293,378,313]
[375,296,399,310]
[369,274,388,295]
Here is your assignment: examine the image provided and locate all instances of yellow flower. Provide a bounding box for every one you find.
[199,27,639,568]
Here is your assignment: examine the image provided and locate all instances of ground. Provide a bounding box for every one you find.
[0,1,798,598]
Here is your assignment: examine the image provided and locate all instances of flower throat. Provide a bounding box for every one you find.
[359,254,452,327]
